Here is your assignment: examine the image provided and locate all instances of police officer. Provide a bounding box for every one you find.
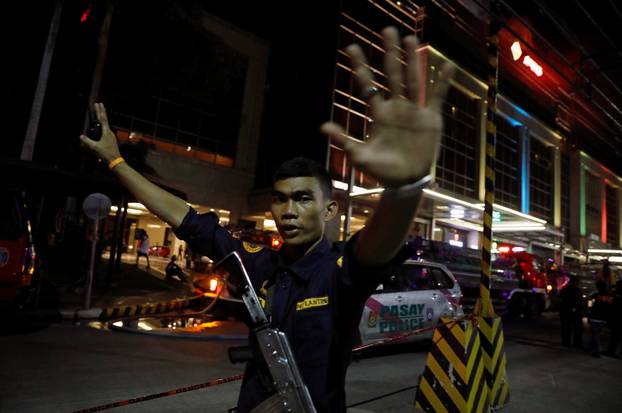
[80,27,454,412]
[559,276,583,348]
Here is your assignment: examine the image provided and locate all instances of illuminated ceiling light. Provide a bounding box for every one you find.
[350,187,384,197]
[129,132,135,139]
[512,247,525,252]
[263,219,276,230]
[450,207,465,218]
[492,225,546,232]
[128,202,147,210]
[587,248,622,254]
[609,256,622,263]
[423,189,483,210]
[511,41,522,61]
[147,224,161,229]
[125,208,146,215]
[186,146,192,151]
[475,203,547,224]
[110,206,142,215]
[137,322,153,331]
[332,180,349,191]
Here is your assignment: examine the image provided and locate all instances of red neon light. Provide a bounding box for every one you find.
[511,42,522,61]
[602,186,607,243]
[80,4,93,24]
[510,41,544,77]
[522,55,543,77]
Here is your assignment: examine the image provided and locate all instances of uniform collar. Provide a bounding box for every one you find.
[272,237,332,281]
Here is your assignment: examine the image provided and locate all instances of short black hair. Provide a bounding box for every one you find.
[273,157,332,200]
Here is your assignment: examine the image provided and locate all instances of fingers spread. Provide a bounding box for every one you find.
[95,102,110,127]
[320,122,364,157]
[404,35,422,103]
[382,27,403,98]
[428,62,456,112]
[346,44,383,106]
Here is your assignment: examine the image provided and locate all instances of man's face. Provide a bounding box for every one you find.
[271,177,335,247]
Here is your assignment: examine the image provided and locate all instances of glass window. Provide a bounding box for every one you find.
[495,116,520,209]
[436,87,479,198]
[529,137,552,221]
[403,265,435,291]
[586,172,601,239]
[561,151,570,239]
[430,267,454,289]
[606,184,619,247]
[101,1,247,161]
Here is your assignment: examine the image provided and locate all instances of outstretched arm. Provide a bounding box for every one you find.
[80,103,189,228]
[321,27,455,267]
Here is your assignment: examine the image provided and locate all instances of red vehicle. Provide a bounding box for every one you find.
[495,247,548,289]
[149,245,170,257]
[0,191,37,307]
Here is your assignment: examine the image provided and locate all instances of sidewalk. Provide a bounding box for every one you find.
[27,258,198,321]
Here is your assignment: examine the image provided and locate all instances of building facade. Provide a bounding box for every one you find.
[327,0,622,263]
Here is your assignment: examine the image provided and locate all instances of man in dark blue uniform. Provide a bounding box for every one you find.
[81,26,454,412]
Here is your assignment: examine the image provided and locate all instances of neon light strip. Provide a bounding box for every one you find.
[602,184,607,243]
[521,132,530,214]
[580,168,586,236]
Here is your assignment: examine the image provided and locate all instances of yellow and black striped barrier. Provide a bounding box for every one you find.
[477,316,509,409]
[415,317,489,413]
[472,19,510,411]
[415,19,510,412]
[99,295,201,320]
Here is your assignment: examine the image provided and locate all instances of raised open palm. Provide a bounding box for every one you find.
[80,102,122,163]
[321,27,455,188]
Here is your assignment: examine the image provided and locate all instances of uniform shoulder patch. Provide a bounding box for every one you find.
[336,256,343,268]
[242,241,263,253]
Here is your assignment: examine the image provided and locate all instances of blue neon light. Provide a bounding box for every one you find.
[521,136,529,213]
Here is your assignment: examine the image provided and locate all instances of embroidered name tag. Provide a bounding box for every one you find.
[296,296,329,311]
[243,241,263,253]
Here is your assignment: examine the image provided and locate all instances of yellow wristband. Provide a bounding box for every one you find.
[108,157,125,171]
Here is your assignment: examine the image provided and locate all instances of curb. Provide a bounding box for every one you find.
[58,294,209,321]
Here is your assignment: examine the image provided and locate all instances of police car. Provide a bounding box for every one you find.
[358,260,463,345]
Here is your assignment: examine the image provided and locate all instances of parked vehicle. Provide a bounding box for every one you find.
[0,191,38,307]
[419,239,551,319]
[149,245,170,257]
[358,260,463,346]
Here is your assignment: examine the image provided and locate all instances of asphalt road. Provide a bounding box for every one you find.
[1,313,621,412]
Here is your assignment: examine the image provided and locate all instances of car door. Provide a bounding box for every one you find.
[400,264,442,340]
[359,268,406,345]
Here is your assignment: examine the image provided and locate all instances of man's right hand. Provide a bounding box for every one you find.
[80,102,122,163]
[78,101,189,229]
